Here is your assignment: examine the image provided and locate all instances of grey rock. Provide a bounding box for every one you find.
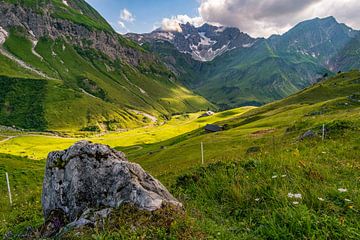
[42,141,182,222]
[299,130,316,140]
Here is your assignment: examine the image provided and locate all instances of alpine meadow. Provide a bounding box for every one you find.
[0,0,359,239]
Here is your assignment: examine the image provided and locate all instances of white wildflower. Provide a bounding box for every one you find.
[345,199,351,202]
[294,193,302,199]
[272,175,278,179]
[281,175,287,178]
[288,193,302,199]
[292,201,299,205]
[338,188,348,193]
[318,197,325,201]
[255,198,260,202]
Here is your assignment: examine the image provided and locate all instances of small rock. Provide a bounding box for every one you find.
[299,130,316,140]
[246,146,261,154]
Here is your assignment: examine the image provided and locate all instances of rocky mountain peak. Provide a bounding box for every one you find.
[126,23,256,62]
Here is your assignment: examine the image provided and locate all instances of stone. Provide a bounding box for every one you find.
[299,130,316,140]
[42,141,182,223]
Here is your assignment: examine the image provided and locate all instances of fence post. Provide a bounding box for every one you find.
[201,142,204,165]
[322,124,325,141]
[5,172,12,206]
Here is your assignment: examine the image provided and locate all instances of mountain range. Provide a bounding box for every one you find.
[128,16,360,108]
[0,0,212,131]
[0,0,360,131]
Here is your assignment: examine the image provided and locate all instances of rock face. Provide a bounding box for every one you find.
[126,23,255,62]
[42,141,181,222]
[0,2,154,66]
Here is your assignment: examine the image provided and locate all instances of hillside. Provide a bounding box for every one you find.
[1,71,359,238]
[129,17,360,108]
[0,0,213,131]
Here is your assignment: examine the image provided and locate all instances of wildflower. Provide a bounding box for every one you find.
[288,193,302,199]
[292,201,299,205]
[345,199,351,202]
[322,152,326,154]
[294,193,302,199]
[272,175,278,179]
[318,197,325,201]
[255,198,260,202]
[338,188,348,193]
[281,175,287,178]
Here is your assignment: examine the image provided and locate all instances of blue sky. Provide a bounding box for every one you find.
[85,0,360,37]
[86,0,200,34]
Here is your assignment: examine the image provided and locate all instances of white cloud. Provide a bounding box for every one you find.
[116,8,135,34]
[120,8,135,22]
[161,15,204,32]
[197,0,360,37]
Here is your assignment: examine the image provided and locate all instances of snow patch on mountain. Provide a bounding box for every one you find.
[242,43,254,48]
[156,32,175,41]
[198,32,216,46]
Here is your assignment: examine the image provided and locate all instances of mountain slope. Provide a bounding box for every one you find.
[129,17,359,109]
[0,0,213,131]
[269,16,357,68]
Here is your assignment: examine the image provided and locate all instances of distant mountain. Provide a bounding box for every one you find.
[0,0,212,131]
[269,16,358,68]
[127,17,360,108]
[126,23,256,62]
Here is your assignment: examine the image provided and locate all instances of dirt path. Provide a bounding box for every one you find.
[0,136,15,143]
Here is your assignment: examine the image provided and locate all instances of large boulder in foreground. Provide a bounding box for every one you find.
[42,141,181,222]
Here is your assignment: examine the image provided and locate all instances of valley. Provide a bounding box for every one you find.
[1,71,359,238]
[0,0,359,239]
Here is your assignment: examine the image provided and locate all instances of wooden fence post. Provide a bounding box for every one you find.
[201,142,204,165]
[5,172,12,206]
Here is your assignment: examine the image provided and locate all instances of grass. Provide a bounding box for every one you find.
[0,107,252,159]
[0,76,47,130]
[0,72,359,238]
[0,28,213,132]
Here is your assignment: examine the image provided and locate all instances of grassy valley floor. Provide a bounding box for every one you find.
[1,72,360,239]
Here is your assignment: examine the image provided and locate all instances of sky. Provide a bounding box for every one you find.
[85,0,360,38]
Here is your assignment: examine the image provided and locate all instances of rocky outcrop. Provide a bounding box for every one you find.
[126,23,256,62]
[0,2,154,66]
[42,141,182,223]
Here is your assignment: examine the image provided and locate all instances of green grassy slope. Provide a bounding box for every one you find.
[149,39,330,109]
[0,71,359,238]
[0,23,213,131]
[142,17,358,109]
